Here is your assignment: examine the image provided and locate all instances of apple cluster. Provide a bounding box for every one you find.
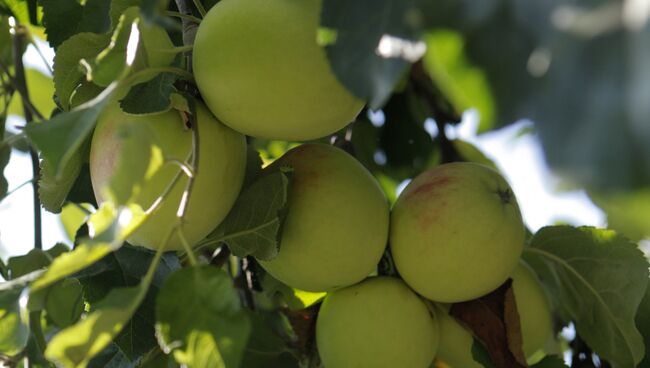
[88,0,554,366]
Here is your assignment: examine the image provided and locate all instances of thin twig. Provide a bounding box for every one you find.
[0,59,45,121]
[173,0,200,69]
[164,11,202,24]
[191,0,207,18]
[11,22,42,250]
[0,178,34,202]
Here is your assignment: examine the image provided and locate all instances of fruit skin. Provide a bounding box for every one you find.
[192,0,364,140]
[316,277,439,368]
[89,101,247,250]
[512,261,553,357]
[434,304,482,368]
[390,162,525,303]
[434,262,553,366]
[258,144,389,292]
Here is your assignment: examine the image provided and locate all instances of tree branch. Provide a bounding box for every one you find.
[11,22,42,250]
[409,59,463,164]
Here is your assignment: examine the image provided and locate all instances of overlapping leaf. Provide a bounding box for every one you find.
[524,226,649,368]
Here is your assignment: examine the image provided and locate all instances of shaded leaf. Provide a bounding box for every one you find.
[156,266,251,368]
[119,72,178,114]
[41,0,111,48]
[31,203,144,292]
[85,7,140,87]
[530,355,569,368]
[38,140,86,213]
[637,283,650,367]
[209,167,293,261]
[523,226,649,368]
[53,32,111,110]
[45,278,84,328]
[450,280,526,368]
[24,84,113,179]
[45,280,147,367]
[7,249,51,279]
[321,0,424,108]
[76,244,180,360]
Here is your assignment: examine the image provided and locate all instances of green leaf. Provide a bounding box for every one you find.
[242,144,263,188]
[208,167,293,261]
[156,266,251,368]
[321,0,423,108]
[529,355,569,368]
[7,68,56,119]
[453,140,498,171]
[470,337,496,368]
[76,244,181,361]
[31,203,143,292]
[45,280,148,367]
[119,72,178,114]
[637,283,650,367]
[53,32,111,110]
[523,226,649,368]
[0,287,29,356]
[38,141,86,213]
[24,84,113,179]
[45,278,84,328]
[590,189,650,241]
[259,272,325,310]
[41,0,111,48]
[7,249,50,279]
[242,312,298,368]
[423,30,495,131]
[85,7,140,87]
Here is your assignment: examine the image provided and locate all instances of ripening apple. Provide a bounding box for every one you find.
[192,0,364,140]
[316,277,439,368]
[390,162,525,302]
[258,144,389,292]
[434,262,554,367]
[89,101,247,250]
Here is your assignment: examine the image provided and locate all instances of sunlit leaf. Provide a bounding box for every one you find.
[524,226,649,368]
[207,167,292,261]
[156,266,251,368]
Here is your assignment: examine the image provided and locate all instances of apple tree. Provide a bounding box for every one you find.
[0,0,648,367]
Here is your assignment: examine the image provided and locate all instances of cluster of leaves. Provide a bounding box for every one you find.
[0,0,648,368]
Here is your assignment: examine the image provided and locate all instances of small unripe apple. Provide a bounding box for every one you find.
[435,262,554,366]
[512,261,553,357]
[390,162,525,302]
[258,144,389,292]
[89,101,247,250]
[192,0,364,140]
[316,277,439,368]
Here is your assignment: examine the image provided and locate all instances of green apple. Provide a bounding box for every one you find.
[258,144,389,292]
[434,304,482,368]
[316,277,439,368]
[512,261,553,357]
[390,162,525,302]
[89,101,247,250]
[434,262,553,366]
[192,0,364,140]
